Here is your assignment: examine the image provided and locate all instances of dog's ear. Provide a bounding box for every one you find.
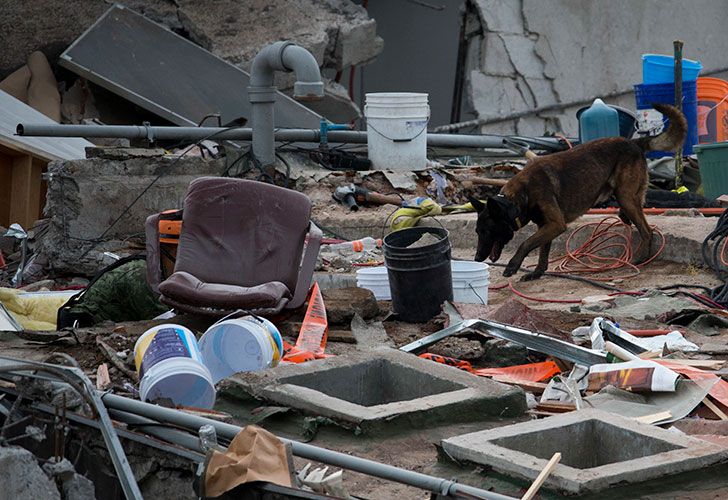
[469,196,486,213]
[486,196,504,218]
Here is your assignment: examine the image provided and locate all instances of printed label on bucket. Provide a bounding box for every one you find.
[636,109,664,134]
[136,327,192,379]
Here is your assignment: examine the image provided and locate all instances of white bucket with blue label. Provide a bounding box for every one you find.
[199,316,282,384]
[134,323,216,409]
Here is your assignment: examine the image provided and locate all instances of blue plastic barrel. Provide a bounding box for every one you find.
[642,54,702,84]
[579,99,620,142]
[634,80,697,158]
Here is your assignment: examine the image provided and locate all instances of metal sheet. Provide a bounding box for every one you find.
[400,319,608,366]
[59,5,321,128]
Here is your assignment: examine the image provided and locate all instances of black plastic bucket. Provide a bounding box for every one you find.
[383,226,453,323]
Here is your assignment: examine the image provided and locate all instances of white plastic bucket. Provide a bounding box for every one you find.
[134,324,216,408]
[198,316,281,384]
[357,261,489,304]
[365,93,429,171]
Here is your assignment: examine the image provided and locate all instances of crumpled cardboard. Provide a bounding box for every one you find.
[204,425,292,497]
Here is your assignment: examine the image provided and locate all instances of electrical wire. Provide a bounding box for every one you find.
[701,209,728,307]
[545,217,666,281]
[77,126,245,260]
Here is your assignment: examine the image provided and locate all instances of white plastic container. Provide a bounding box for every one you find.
[198,316,281,384]
[365,93,429,171]
[134,324,216,409]
[356,266,391,300]
[357,261,489,304]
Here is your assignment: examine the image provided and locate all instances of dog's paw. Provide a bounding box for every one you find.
[520,271,544,282]
[502,265,518,277]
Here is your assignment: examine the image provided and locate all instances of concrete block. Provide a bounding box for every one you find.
[481,33,516,77]
[321,286,379,324]
[442,409,728,494]
[0,446,61,499]
[472,0,524,34]
[337,19,384,69]
[222,348,526,431]
[39,156,222,275]
[515,115,546,137]
[499,34,544,79]
[62,474,96,500]
[468,72,529,121]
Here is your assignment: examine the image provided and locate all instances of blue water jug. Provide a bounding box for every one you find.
[579,98,620,142]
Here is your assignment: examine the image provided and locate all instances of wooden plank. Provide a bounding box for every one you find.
[491,375,547,394]
[522,452,561,500]
[0,149,12,226]
[633,411,672,425]
[703,397,728,421]
[661,359,725,370]
[8,154,38,228]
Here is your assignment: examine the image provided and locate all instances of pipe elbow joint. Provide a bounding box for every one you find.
[280,44,324,101]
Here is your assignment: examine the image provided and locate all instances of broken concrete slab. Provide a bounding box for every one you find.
[1,1,382,82]
[0,446,61,499]
[221,348,525,431]
[38,155,223,275]
[321,287,379,325]
[442,409,728,495]
[350,315,393,350]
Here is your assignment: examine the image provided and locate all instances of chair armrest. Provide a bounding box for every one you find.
[288,221,323,309]
[145,213,162,293]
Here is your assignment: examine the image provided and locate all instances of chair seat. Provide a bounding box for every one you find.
[159,271,291,311]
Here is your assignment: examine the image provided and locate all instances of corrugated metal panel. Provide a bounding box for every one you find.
[0,90,91,160]
[59,5,322,128]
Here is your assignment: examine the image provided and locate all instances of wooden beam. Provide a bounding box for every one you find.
[703,398,728,421]
[0,150,12,226]
[7,153,44,229]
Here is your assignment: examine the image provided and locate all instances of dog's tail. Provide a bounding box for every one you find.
[633,103,687,153]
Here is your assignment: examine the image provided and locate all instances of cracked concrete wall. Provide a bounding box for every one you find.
[466,0,728,137]
[0,0,383,89]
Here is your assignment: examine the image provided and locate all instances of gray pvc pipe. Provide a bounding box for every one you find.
[248,41,324,166]
[99,392,514,499]
[17,123,567,150]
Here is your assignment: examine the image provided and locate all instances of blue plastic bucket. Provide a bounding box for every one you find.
[634,81,698,158]
[642,54,702,84]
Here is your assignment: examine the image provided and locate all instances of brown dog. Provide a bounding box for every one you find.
[470,103,687,281]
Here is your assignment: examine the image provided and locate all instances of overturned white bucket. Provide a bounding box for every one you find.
[356,261,489,304]
[134,324,216,409]
[365,93,429,171]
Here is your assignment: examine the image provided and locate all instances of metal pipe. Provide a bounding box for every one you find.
[248,41,324,166]
[99,392,514,499]
[17,123,568,151]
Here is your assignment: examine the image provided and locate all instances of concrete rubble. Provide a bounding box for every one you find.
[2,1,728,499]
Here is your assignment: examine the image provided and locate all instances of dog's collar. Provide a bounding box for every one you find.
[495,194,523,230]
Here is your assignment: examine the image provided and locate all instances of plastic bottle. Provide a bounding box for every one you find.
[198,424,223,452]
[326,237,382,252]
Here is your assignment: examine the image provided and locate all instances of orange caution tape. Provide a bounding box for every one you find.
[419,353,473,372]
[473,361,561,382]
[419,355,560,383]
[282,283,329,363]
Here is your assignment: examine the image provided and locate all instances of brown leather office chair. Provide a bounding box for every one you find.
[145,177,322,316]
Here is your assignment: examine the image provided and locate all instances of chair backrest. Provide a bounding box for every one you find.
[173,177,311,292]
